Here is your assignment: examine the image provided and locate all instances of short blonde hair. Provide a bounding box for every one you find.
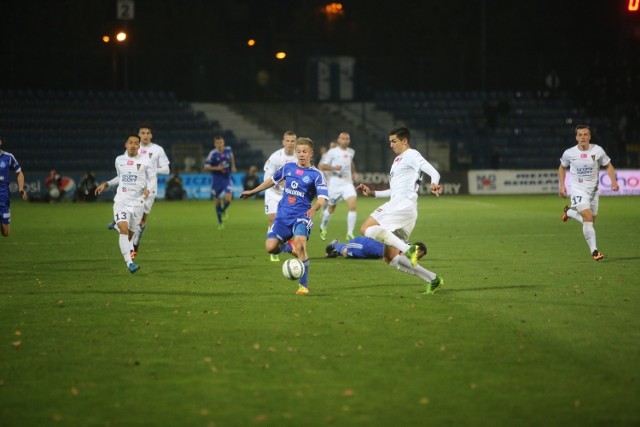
[296,137,314,150]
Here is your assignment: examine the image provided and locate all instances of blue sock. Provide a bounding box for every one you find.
[216,205,223,223]
[280,242,292,253]
[299,259,310,287]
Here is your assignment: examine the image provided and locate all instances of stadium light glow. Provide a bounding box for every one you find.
[629,0,639,11]
[116,32,127,42]
[275,51,287,60]
[102,35,110,43]
[247,38,256,47]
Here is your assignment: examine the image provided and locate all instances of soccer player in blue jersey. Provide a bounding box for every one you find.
[0,138,27,237]
[241,137,328,295]
[205,135,237,229]
[326,236,427,261]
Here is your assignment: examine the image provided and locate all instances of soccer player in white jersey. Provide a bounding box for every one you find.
[108,123,171,258]
[319,132,358,241]
[357,126,444,295]
[95,135,157,273]
[263,130,297,261]
[558,125,619,260]
[132,123,170,255]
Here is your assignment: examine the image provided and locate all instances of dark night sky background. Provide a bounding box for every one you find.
[1,0,638,101]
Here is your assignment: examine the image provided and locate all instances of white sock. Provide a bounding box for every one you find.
[347,211,357,236]
[321,209,331,231]
[583,222,597,253]
[389,255,437,282]
[568,209,583,223]
[364,225,410,253]
[119,234,133,265]
[133,223,146,246]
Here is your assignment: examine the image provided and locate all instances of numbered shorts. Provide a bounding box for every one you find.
[369,197,418,242]
[264,189,282,216]
[570,189,599,215]
[327,181,357,206]
[113,199,144,233]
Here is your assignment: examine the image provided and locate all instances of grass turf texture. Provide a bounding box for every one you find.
[1,195,639,426]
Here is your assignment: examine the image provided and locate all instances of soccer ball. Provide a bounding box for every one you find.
[282,258,305,280]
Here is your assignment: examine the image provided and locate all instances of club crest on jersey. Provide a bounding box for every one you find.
[137,164,142,170]
[591,155,596,161]
[287,196,296,204]
[303,176,310,183]
[148,153,153,159]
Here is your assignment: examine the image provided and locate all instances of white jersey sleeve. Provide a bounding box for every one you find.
[140,143,170,175]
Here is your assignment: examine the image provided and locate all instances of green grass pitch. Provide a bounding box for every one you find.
[1,195,639,426]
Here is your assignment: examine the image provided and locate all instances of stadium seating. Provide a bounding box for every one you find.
[0,89,261,173]
[375,90,615,169]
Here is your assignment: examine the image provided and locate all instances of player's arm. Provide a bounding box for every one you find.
[16,170,27,200]
[145,164,158,197]
[558,165,568,198]
[157,149,170,175]
[96,175,119,195]
[356,183,389,198]
[230,152,237,173]
[306,195,327,218]
[604,163,619,192]
[203,152,221,172]
[351,160,358,182]
[419,161,441,197]
[240,176,275,199]
[319,153,339,171]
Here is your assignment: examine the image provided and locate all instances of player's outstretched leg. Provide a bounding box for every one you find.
[404,244,420,266]
[295,259,310,295]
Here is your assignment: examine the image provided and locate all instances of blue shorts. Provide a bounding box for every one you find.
[0,202,10,225]
[267,217,313,242]
[211,179,232,198]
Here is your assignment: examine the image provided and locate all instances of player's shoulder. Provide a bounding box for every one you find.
[404,148,424,161]
[150,142,166,153]
[268,148,284,159]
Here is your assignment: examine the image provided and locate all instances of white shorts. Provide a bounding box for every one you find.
[370,197,417,241]
[143,192,156,215]
[327,181,357,206]
[570,189,599,215]
[113,199,145,233]
[264,189,282,215]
